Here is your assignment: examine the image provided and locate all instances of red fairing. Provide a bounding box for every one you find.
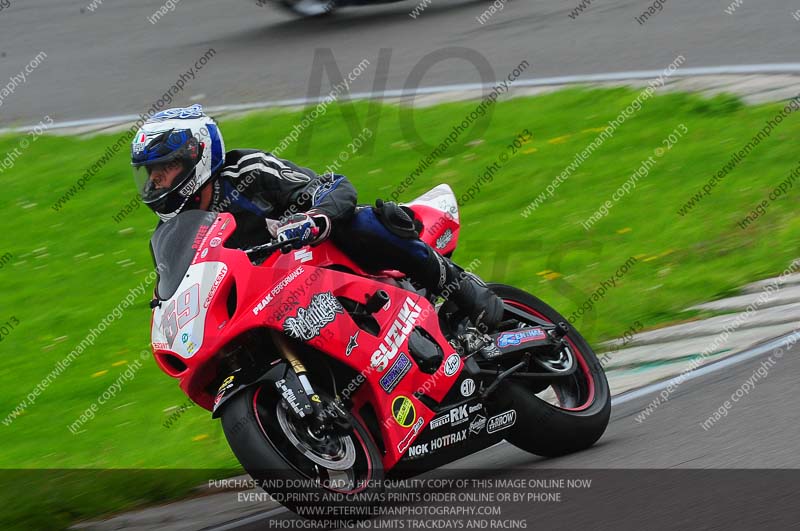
[405,183,461,256]
[150,205,463,466]
[409,205,460,256]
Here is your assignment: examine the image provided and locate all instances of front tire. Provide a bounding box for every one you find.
[488,284,611,457]
[221,384,383,517]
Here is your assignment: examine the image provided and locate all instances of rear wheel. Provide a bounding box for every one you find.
[488,284,611,457]
[221,384,383,517]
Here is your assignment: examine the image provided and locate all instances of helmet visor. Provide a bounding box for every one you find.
[132,137,202,205]
[133,160,191,205]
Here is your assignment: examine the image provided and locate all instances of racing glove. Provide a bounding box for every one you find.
[276,212,330,249]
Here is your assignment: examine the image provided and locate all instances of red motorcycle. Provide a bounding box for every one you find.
[149,184,610,515]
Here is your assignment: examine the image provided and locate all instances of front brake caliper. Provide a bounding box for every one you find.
[274,370,313,420]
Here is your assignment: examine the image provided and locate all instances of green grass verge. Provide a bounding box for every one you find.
[1,87,799,528]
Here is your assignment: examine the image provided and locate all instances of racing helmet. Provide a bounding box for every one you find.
[131,105,225,222]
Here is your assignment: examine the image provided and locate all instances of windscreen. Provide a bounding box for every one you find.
[150,210,218,300]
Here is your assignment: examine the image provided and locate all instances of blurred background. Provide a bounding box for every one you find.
[1,0,800,529]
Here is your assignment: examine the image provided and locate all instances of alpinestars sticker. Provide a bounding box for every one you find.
[283,292,343,341]
[345,331,359,357]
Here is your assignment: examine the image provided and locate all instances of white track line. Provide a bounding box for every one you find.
[611,331,800,406]
[4,63,800,134]
[201,506,288,531]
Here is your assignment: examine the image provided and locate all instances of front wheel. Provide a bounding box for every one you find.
[488,284,611,457]
[221,384,383,517]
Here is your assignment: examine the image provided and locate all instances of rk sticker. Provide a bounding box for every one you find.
[392,395,416,428]
[449,404,469,427]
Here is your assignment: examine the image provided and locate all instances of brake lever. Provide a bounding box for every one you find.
[278,235,304,254]
[243,237,301,256]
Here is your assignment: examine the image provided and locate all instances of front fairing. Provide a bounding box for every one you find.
[148,212,466,470]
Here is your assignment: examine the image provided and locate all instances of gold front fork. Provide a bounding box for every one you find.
[272,331,322,404]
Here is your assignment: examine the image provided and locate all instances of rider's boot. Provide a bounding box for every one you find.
[422,248,505,333]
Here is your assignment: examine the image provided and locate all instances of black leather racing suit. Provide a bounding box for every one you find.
[195,149,502,330]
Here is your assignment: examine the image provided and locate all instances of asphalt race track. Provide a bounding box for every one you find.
[0,0,798,125]
[204,334,800,530]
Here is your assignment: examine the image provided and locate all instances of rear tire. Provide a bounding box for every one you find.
[221,384,383,517]
[488,284,611,457]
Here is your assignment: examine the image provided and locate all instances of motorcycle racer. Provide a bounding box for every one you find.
[131,104,503,332]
